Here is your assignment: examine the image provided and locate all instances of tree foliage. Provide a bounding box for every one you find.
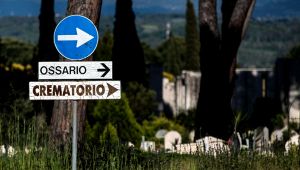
[176,109,196,131]
[185,0,200,70]
[287,44,300,58]
[0,38,34,65]
[158,36,186,76]
[112,0,146,87]
[125,82,157,123]
[86,93,143,145]
[142,42,163,65]
[94,29,113,61]
[100,123,119,146]
[142,116,187,142]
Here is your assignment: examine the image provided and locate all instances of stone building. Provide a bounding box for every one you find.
[163,70,201,116]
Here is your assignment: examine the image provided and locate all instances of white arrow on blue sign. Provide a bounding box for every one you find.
[54,15,99,60]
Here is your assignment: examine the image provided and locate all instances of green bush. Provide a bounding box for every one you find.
[101,122,119,146]
[142,116,189,142]
[86,93,143,145]
[125,82,157,123]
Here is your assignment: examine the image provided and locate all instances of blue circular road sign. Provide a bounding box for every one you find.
[54,15,99,60]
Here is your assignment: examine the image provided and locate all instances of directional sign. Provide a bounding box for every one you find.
[38,61,112,80]
[29,81,121,100]
[54,15,99,60]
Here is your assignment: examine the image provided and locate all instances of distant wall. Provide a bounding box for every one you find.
[163,70,201,116]
[275,58,300,123]
[232,68,274,115]
[162,69,275,117]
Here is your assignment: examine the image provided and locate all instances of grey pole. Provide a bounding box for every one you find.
[72,100,77,170]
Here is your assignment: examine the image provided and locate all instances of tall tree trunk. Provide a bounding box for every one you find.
[195,0,255,140]
[51,0,102,147]
[32,0,58,124]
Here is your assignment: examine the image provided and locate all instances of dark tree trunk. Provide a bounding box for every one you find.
[195,0,255,140]
[112,0,146,87]
[50,0,102,147]
[32,0,58,124]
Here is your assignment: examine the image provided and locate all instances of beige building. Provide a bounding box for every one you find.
[163,70,201,116]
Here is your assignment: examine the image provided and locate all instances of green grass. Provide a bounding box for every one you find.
[0,117,299,170]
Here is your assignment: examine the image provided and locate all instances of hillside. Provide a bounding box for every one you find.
[0,15,300,68]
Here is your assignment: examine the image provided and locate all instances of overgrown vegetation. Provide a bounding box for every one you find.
[0,117,299,170]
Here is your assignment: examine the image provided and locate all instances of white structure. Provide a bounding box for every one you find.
[140,136,155,152]
[175,143,199,154]
[253,126,269,152]
[189,130,195,142]
[285,133,300,152]
[166,22,171,40]
[289,99,300,125]
[164,131,182,151]
[176,136,229,155]
[0,145,5,155]
[140,141,155,152]
[163,70,201,116]
[155,129,168,139]
[196,136,229,154]
[270,126,287,144]
[163,69,272,116]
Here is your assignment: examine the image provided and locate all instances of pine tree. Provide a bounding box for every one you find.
[51,0,103,146]
[195,0,255,140]
[185,0,200,70]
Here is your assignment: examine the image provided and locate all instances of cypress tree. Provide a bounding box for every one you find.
[31,0,58,124]
[37,0,58,63]
[158,36,186,76]
[185,0,200,70]
[112,0,146,87]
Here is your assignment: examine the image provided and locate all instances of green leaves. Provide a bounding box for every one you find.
[125,82,157,123]
[158,36,186,76]
[86,93,143,145]
[185,0,200,70]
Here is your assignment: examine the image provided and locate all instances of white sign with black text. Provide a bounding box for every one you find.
[38,61,112,80]
[29,81,120,100]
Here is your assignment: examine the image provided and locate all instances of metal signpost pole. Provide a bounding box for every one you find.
[72,100,77,170]
[29,15,121,170]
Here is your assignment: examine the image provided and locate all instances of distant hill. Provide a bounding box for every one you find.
[0,0,300,18]
[254,0,300,18]
[0,15,300,68]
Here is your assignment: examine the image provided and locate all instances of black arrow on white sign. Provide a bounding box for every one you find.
[97,63,110,77]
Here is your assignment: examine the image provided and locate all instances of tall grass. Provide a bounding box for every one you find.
[0,116,299,170]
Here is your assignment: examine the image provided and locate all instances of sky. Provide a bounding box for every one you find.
[0,0,299,17]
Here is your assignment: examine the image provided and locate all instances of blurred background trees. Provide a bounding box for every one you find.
[86,93,143,145]
[112,0,146,87]
[31,0,58,125]
[158,36,186,76]
[185,0,200,71]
